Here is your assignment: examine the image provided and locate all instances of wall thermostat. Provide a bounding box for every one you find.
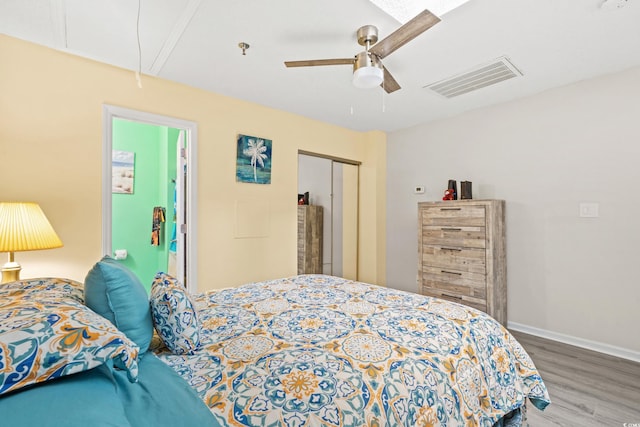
[414,186,425,194]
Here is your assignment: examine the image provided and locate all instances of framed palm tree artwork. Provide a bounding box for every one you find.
[236,134,272,184]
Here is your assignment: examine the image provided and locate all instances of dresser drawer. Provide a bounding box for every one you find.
[421,206,486,227]
[421,287,487,312]
[422,225,486,249]
[421,268,486,297]
[421,245,486,274]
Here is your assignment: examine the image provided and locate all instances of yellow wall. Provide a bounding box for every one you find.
[0,35,386,291]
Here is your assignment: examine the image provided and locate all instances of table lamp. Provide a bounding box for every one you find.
[0,202,63,284]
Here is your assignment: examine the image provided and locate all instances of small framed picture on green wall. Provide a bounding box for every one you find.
[112,150,135,194]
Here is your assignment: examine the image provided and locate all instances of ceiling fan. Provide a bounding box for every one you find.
[284,9,441,94]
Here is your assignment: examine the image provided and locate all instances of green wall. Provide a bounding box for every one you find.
[112,119,178,291]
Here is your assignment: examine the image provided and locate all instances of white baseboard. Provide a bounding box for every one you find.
[507,321,640,364]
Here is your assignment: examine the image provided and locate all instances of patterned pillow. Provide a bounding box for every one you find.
[0,278,139,396]
[150,273,201,354]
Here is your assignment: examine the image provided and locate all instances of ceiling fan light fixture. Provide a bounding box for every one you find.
[353,66,384,88]
[353,52,383,89]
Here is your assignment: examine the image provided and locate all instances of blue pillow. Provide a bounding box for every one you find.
[150,272,201,354]
[85,256,153,353]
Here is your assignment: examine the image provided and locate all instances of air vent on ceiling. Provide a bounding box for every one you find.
[424,56,522,98]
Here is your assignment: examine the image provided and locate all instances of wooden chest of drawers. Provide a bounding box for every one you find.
[298,205,323,274]
[417,200,506,324]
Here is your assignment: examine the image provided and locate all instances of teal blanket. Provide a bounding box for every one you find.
[0,352,220,427]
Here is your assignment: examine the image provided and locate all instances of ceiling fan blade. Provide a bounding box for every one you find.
[382,66,401,93]
[284,58,354,67]
[369,9,440,59]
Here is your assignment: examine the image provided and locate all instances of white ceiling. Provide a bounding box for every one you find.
[2,0,639,132]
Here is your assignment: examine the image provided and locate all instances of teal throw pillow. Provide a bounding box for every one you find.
[85,256,153,353]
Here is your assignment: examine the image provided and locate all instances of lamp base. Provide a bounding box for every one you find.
[1,261,21,284]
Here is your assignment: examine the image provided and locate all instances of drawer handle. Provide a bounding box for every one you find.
[441,227,462,232]
[440,246,462,251]
[441,270,462,275]
[442,293,463,300]
[440,208,461,211]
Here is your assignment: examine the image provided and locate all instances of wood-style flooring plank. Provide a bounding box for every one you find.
[510,330,640,426]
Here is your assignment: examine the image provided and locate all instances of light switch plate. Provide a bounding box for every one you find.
[579,202,599,218]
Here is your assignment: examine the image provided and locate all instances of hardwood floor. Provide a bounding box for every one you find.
[510,331,640,426]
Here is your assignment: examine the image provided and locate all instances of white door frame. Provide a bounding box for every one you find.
[102,104,198,293]
[174,130,187,285]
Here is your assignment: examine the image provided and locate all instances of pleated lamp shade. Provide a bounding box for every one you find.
[0,202,63,284]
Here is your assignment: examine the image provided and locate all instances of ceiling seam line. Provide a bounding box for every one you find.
[149,0,203,76]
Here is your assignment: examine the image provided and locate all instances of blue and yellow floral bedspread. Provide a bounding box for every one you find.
[154,275,549,426]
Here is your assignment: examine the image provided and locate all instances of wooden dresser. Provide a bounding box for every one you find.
[297,205,323,274]
[417,200,506,324]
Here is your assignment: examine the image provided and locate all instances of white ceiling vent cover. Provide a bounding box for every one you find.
[424,56,522,98]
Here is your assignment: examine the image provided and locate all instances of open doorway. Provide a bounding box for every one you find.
[102,105,198,293]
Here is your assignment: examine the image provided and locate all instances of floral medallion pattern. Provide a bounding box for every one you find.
[231,348,368,427]
[422,299,471,321]
[159,352,225,396]
[269,308,355,344]
[154,275,550,426]
[341,334,391,362]
[254,298,291,314]
[339,300,376,316]
[363,287,429,308]
[284,287,350,306]
[367,309,464,355]
[222,336,274,361]
[206,286,274,306]
[198,306,258,345]
[382,357,461,426]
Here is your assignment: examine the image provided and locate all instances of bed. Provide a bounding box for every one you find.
[0,258,549,427]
